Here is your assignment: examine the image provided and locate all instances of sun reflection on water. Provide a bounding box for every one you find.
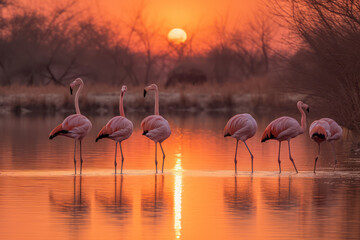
[174,152,183,239]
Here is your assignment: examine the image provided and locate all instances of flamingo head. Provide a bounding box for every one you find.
[70,78,84,95]
[121,85,128,97]
[297,101,309,113]
[144,83,158,97]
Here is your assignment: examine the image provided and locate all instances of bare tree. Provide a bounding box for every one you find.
[270,0,360,131]
[129,6,164,85]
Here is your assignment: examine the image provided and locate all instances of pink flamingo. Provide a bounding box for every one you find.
[49,78,92,175]
[309,118,342,172]
[224,114,257,173]
[141,84,171,173]
[261,101,309,173]
[95,85,133,174]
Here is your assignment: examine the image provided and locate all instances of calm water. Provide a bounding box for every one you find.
[0,112,360,239]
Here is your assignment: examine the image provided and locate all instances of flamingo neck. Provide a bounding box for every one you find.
[75,83,83,114]
[120,93,125,117]
[298,104,306,132]
[154,88,159,115]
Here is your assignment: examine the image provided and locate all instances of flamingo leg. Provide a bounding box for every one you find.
[159,142,165,173]
[287,140,298,173]
[278,141,281,173]
[73,140,77,175]
[234,140,239,173]
[80,140,83,175]
[119,175,124,205]
[114,173,117,202]
[314,143,320,173]
[155,142,158,174]
[243,140,254,173]
[120,142,124,174]
[330,142,337,171]
[114,142,118,175]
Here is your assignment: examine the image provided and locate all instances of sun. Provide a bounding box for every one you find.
[168,28,187,44]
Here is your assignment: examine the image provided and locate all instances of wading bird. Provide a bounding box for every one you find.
[95,85,133,174]
[309,118,342,172]
[49,78,92,175]
[141,84,171,173]
[224,114,257,173]
[261,101,309,173]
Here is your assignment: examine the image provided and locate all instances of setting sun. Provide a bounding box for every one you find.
[168,28,187,44]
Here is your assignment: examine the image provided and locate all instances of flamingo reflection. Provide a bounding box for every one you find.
[49,176,89,227]
[224,176,256,216]
[261,177,299,210]
[141,175,166,218]
[95,175,132,221]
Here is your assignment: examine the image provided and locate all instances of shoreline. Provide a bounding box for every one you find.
[0,90,302,116]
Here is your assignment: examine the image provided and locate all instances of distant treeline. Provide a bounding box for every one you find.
[0,1,277,87]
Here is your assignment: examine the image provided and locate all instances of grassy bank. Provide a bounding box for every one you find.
[0,82,304,115]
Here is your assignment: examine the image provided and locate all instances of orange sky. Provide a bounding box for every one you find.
[90,0,260,27]
[25,0,263,52]
[92,0,261,49]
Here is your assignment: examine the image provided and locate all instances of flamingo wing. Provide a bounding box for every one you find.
[96,116,133,142]
[141,115,171,143]
[261,116,301,142]
[49,114,92,140]
[321,118,342,141]
[224,113,257,141]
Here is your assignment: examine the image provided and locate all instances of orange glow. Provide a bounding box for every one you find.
[0,115,358,239]
[22,0,261,52]
[168,28,187,44]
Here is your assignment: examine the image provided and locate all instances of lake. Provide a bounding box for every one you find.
[0,111,359,239]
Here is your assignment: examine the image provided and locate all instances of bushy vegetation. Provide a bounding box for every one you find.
[271,0,360,132]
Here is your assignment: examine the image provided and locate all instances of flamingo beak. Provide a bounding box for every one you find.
[144,89,147,97]
[307,107,310,113]
[70,87,73,95]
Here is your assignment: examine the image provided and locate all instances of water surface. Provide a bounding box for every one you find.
[0,112,359,239]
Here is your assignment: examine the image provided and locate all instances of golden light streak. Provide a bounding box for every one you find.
[174,151,183,239]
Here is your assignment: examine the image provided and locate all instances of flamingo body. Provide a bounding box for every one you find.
[49,78,91,174]
[261,101,309,173]
[49,114,92,140]
[224,113,257,173]
[320,118,342,141]
[142,83,171,173]
[309,120,330,144]
[309,118,342,172]
[141,115,171,143]
[224,114,257,141]
[261,116,303,142]
[95,85,133,174]
[96,116,133,142]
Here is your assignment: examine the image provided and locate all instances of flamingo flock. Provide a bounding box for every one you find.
[49,78,342,175]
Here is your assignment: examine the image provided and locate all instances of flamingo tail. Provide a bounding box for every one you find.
[95,134,109,142]
[261,128,275,142]
[49,124,68,139]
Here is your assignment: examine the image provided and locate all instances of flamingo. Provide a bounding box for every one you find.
[141,84,171,173]
[261,101,309,173]
[49,78,92,175]
[95,85,133,174]
[224,114,257,173]
[309,118,342,172]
